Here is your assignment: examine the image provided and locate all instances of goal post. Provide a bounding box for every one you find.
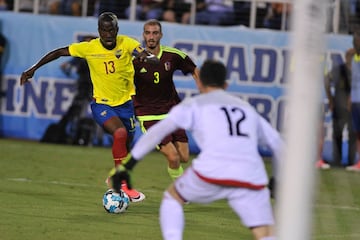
[276,1,328,240]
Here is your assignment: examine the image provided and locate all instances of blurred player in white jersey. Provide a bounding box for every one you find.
[347,30,360,171]
[110,59,284,240]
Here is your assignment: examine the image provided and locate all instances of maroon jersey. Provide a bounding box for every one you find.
[132,45,196,116]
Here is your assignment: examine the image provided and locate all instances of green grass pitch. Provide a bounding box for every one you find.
[0,138,360,239]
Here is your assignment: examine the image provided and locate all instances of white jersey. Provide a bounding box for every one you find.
[131,89,283,186]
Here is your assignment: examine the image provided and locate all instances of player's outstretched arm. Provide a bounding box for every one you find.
[20,47,70,86]
[110,118,179,192]
[257,116,284,200]
[132,46,159,64]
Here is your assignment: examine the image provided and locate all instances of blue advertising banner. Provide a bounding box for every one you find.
[0,12,353,162]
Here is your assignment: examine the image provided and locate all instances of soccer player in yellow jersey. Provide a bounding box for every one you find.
[20,12,158,202]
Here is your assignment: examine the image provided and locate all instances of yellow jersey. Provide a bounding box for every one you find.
[69,35,140,106]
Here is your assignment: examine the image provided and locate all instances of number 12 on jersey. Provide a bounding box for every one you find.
[221,107,249,137]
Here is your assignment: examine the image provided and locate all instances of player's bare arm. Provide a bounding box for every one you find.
[20,47,70,85]
[192,67,201,88]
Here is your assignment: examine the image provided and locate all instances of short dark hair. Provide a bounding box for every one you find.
[98,12,118,28]
[200,60,227,87]
[143,19,162,33]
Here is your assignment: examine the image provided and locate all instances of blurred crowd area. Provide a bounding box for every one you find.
[0,0,359,34]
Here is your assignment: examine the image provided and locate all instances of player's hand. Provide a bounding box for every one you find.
[109,154,139,193]
[144,53,160,64]
[136,51,159,64]
[136,51,148,62]
[20,68,35,86]
[109,165,132,193]
[268,176,276,199]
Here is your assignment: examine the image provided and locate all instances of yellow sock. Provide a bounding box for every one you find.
[167,166,184,180]
[120,153,132,165]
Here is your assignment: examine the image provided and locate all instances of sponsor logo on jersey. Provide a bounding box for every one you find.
[140,67,147,73]
[164,62,171,71]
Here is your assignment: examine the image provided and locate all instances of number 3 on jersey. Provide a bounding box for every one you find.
[153,71,160,83]
[221,107,249,137]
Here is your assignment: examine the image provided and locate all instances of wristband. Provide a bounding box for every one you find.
[124,156,138,170]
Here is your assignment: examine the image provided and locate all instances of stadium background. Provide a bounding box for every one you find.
[0,9,352,163]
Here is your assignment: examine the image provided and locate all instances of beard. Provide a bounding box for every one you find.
[147,40,158,49]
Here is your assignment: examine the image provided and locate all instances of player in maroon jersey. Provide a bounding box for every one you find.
[132,19,200,180]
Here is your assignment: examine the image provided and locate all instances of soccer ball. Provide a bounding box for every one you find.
[102,188,130,214]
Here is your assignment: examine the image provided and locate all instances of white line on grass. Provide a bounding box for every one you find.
[6,177,92,187]
[315,204,360,211]
[9,178,358,212]
[5,177,160,193]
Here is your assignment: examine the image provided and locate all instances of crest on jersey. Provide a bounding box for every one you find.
[140,67,147,73]
[115,50,122,59]
[164,62,171,71]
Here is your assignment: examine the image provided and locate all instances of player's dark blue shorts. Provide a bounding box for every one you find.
[91,100,136,138]
[351,102,360,132]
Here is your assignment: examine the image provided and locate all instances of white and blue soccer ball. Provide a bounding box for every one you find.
[102,188,130,214]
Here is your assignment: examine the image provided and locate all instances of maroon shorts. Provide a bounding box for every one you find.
[141,120,188,146]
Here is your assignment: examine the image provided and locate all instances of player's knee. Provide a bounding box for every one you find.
[113,128,127,141]
[166,184,186,205]
[251,225,275,240]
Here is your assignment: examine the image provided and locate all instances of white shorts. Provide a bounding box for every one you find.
[174,167,275,228]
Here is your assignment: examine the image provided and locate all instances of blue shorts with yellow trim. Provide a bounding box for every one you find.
[90,100,136,138]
